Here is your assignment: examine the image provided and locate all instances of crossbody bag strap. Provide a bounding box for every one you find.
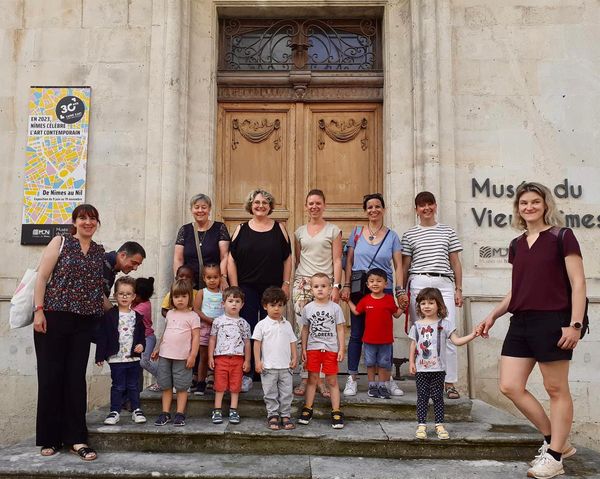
[192,223,204,286]
[367,229,391,269]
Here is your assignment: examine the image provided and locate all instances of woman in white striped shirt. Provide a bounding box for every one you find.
[401,191,463,399]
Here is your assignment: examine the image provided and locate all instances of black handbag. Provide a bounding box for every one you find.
[350,230,390,298]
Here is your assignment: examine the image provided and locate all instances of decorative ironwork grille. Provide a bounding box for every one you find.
[220,19,381,71]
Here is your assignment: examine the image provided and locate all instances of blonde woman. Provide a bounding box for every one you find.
[478,182,585,479]
[292,189,342,397]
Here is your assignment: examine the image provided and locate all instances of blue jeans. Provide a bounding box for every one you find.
[109,361,141,412]
[347,288,393,376]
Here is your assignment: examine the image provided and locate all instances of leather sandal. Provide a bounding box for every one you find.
[445,386,460,399]
[267,415,280,430]
[40,445,61,456]
[70,445,97,461]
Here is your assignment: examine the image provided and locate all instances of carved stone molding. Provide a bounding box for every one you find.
[232,118,281,150]
[218,86,382,102]
[318,118,368,150]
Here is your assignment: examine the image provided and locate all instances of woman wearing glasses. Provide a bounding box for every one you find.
[227,188,292,392]
[341,193,407,397]
[477,182,585,479]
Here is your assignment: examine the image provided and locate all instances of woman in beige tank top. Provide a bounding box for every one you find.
[292,189,343,397]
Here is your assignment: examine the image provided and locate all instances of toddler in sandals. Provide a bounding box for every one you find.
[252,287,298,430]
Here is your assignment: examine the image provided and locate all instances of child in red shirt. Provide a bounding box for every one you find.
[346,268,402,399]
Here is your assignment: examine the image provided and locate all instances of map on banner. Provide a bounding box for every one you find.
[21,87,91,244]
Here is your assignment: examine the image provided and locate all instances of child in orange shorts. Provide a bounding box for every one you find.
[298,273,346,429]
[208,287,251,425]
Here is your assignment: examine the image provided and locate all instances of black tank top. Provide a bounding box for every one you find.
[230,221,291,289]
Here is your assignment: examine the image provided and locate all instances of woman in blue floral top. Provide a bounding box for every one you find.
[33,204,105,461]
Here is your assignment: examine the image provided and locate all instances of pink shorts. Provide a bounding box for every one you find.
[214,355,244,393]
[199,323,211,346]
[306,349,339,375]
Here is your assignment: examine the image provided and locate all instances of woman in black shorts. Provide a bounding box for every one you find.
[478,182,586,479]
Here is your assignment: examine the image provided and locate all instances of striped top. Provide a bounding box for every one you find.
[401,224,462,278]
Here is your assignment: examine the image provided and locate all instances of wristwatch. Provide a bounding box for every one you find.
[333,283,342,289]
[570,322,582,330]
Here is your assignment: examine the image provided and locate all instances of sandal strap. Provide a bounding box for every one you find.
[72,446,96,459]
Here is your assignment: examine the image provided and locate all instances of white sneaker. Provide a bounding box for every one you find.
[343,376,357,396]
[526,452,564,479]
[104,411,120,425]
[132,408,147,424]
[388,380,404,396]
[530,441,577,466]
[241,376,253,393]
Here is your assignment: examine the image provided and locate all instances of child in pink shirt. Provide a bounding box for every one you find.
[151,279,200,427]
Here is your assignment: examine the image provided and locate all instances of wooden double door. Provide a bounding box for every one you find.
[216,101,383,239]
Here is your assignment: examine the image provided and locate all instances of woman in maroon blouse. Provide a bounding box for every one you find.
[478,182,586,478]
[33,204,105,461]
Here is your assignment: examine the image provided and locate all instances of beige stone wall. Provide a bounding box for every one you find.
[449,0,600,451]
[0,0,599,451]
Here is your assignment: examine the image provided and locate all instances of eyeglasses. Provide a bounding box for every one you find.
[116,292,134,297]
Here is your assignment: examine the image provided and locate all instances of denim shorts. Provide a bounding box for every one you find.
[363,342,393,369]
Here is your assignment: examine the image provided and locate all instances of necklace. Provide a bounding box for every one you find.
[197,230,207,247]
[367,224,383,242]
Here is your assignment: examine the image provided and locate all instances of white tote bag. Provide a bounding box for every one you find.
[9,236,65,329]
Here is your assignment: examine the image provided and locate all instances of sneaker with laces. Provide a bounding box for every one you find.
[435,424,450,440]
[331,410,345,429]
[377,384,391,399]
[530,441,576,467]
[211,409,223,424]
[298,406,313,425]
[154,412,172,426]
[527,452,564,478]
[415,424,427,439]
[229,409,241,424]
[104,411,120,425]
[147,383,161,392]
[132,408,146,424]
[388,380,404,396]
[343,376,357,396]
[194,381,207,396]
[173,413,186,427]
[241,376,253,393]
[367,384,379,398]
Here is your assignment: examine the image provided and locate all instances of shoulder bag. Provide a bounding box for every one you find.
[350,229,390,300]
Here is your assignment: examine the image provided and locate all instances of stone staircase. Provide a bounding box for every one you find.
[1,379,599,478]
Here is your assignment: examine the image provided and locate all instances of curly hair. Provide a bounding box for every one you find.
[244,189,275,215]
[415,287,448,319]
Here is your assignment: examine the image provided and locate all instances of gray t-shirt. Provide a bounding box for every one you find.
[408,319,455,373]
[301,300,345,352]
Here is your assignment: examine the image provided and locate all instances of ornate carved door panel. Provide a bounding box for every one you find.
[216,103,296,232]
[216,101,382,238]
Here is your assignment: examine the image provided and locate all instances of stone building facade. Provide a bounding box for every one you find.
[1,0,599,450]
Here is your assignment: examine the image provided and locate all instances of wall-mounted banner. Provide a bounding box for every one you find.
[21,86,91,245]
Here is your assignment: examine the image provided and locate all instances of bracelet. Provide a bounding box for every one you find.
[395,287,406,295]
[455,287,463,292]
[221,274,228,279]
[283,280,291,285]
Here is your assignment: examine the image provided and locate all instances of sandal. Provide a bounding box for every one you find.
[70,445,97,461]
[267,415,280,430]
[293,381,307,396]
[281,417,296,430]
[445,386,460,399]
[40,445,61,456]
[318,382,331,399]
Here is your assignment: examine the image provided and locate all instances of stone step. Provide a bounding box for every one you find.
[139,380,472,422]
[87,408,540,460]
[2,444,599,478]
